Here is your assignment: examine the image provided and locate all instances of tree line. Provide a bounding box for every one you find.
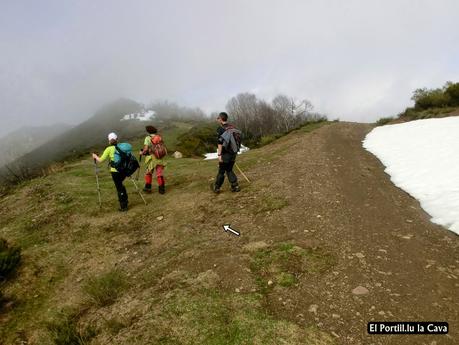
[226,93,326,146]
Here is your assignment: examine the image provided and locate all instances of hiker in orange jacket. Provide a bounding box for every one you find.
[140,125,167,194]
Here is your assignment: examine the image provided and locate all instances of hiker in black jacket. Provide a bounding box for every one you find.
[211,112,241,193]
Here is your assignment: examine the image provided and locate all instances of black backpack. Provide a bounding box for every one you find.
[111,144,140,177]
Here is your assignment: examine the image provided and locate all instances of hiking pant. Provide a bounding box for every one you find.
[111,172,128,207]
[215,160,238,188]
[145,165,165,188]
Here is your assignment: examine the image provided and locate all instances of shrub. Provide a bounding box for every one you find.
[83,269,127,307]
[445,82,459,106]
[0,238,21,279]
[175,122,217,157]
[412,87,450,110]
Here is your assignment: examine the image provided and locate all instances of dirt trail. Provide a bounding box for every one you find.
[240,122,458,344]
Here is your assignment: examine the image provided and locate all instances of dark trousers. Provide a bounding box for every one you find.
[111,172,128,207]
[215,159,238,188]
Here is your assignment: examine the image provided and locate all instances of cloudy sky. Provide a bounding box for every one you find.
[1,0,458,136]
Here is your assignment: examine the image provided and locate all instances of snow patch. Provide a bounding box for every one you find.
[121,110,156,122]
[204,145,249,160]
[363,117,459,235]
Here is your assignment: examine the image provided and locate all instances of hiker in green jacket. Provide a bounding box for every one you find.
[92,132,128,211]
[139,126,167,194]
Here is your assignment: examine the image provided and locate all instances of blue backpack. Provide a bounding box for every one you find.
[111,143,139,177]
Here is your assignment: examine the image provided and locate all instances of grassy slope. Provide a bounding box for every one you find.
[377,106,459,126]
[0,122,334,345]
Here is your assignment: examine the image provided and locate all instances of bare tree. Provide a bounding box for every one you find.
[226,93,259,137]
[226,92,325,146]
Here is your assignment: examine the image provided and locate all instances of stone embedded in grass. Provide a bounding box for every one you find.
[173,151,183,159]
[308,304,318,314]
[156,216,164,221]
[352,286,369,295]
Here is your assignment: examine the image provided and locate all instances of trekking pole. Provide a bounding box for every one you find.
[93,158,102,208]
[130,177,147,205]
[135,154,142,181]
[235,163,251,183]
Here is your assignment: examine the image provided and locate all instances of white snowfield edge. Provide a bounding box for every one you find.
[204,145,249,160]
[363,117,459,235]
[121,110,156,121]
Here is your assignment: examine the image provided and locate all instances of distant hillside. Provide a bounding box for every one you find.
[0,123,72,167]
[0,99,147,181]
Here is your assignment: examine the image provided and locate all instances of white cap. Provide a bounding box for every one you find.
[108,132,118,141]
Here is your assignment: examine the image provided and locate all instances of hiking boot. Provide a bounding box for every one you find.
[158,185,165,194]
[210,183,220,194]
[143,184,152,193]
[231,185,241,192]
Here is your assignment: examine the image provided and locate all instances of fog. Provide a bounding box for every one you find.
[1,0,458,137]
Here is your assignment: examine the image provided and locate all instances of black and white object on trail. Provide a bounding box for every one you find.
[222,224,240,237]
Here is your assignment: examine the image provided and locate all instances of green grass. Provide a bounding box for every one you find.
[0,250,70,343]
[0,120,331,343]
[141,290,335,345]
[276,272,297,287]
[250,243,335,291]
[82,269,127,307]
[255,195,288,214]
[298,120,329,133]
[259,134,281,146]
[46,308,97,345]
[399,106,458,121]
[161,121,195,152]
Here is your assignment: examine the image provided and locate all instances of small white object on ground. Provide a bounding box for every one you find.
[204,145,249,160]
[173,151,183,159]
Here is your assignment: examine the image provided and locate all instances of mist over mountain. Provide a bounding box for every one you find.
[0,123,72,167]
[0,99,144,177]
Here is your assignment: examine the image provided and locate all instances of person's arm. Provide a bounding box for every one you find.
[140,144,149,155]
[93,147,110,163]
[217,127,224,162]
[140,137,150,155]
[92,153,101,162]
[217,144,223,163]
